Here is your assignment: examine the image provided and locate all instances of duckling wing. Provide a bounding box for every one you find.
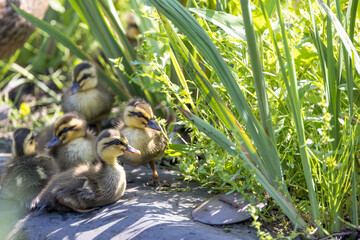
[146,132,167,162]
[55,176,99,211]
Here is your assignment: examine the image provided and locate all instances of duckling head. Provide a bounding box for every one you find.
[47,114,87,148]
[12,128,36,157]
[69,61,97,95]
[123,98,160,131]
[96,129,140,165]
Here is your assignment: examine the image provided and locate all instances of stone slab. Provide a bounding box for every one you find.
[192,192,266,225]
[0,155,258,240]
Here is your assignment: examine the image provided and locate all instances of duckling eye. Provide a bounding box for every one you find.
[59,126,75,136]
[113,139,123,145]
[130,111,149,120]
[136,112,143,118]
[79,73,93,82]
[104,139,124,148]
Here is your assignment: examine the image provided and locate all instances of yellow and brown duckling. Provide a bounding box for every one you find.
[30,129,140,212]
[47,113,97,171]
[62,61,114,132]
[0,128,58,208]
[117,98,168,187]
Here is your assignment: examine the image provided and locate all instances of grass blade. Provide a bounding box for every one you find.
[240,0,275,142]
[189,8,246,40]
[317,0,360,76]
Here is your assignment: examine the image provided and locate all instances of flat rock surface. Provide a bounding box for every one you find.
[192,192,266,225]
[0,154,258,240]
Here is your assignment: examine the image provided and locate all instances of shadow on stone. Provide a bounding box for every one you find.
[4,161,257,240]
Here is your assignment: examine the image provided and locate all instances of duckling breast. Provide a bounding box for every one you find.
[119,128,163,166]
[92,164,126,205]
[63,88,112,123]
[60,138,96,170]
[108,164,126,201]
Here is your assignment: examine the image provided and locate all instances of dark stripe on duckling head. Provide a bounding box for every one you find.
[126,98,153,119]
[96,130,112,147]
[129,111,149,121]
[54,113,84,132]
[103,139,126,149]
[57,126,75,137]
[13,128,31,157]
[78,73,94,84]
[73,61,93,81]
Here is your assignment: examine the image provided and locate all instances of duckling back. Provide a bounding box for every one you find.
[31,162,125,212]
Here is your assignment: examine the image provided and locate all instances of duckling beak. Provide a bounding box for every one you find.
[146,119,160,131]
[69,82,80,95]
[124,145,141,155]
[47,136,62,148]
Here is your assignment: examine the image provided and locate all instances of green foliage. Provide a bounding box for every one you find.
[146,0,360,237]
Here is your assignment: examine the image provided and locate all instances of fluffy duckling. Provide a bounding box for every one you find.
[62,61,114,132]
[0,128,58,208]
[30,129,140,212]
[117,98,168,186]
[47,113,97,171]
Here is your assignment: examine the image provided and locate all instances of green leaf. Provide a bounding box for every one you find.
[317,0,360,76]
[189,8,246,40]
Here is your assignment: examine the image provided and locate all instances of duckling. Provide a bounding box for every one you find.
[0,128,58,208]
[62,61,114,132]
[47,113,97,171]
[30,129,140,212]
[117,98,168,186]
[126,13,141,49]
